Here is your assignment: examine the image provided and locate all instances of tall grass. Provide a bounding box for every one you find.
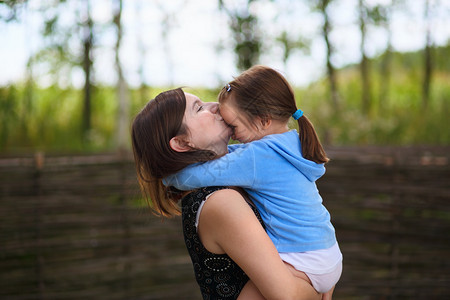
[294,63,449,146]
[1,56,449,154]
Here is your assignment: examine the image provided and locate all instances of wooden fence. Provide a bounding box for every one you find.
[1,146,449,299]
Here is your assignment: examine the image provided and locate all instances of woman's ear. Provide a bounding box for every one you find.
[169,136,192,152]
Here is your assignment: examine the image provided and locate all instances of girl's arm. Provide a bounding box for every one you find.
[198,189,320,300]
[163,146,256,190]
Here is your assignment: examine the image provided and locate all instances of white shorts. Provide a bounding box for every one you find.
[305,260,342,293]
[279,243,343,293]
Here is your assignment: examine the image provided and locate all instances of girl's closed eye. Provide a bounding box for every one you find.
[197,104,204,112]
[228,124,236,134]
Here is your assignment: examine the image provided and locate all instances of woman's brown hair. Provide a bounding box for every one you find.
[218,65,328,164]
[131,88,216,217]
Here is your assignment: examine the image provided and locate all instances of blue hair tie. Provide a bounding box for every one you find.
[292,109,303,120]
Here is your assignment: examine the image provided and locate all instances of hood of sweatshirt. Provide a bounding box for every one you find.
[260,130,325,182]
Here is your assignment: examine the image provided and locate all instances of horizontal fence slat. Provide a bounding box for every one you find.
[1,146,449,299]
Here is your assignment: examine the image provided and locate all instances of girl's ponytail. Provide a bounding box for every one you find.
[297,115,329,164]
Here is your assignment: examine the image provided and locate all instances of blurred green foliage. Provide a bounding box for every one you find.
[0,47,449,154]
[298,68,449,146]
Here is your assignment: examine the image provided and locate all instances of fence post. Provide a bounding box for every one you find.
[34,152,45,299]
[389,152,401,299]
[119,152,131,299]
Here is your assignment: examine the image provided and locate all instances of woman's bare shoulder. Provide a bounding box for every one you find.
[198,188,262,254]
[201,188,257,228]
[205,188,248,210]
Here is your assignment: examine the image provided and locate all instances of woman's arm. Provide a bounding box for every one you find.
[197,189,320,300]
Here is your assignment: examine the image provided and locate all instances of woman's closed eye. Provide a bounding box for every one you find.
[197,104,204,112]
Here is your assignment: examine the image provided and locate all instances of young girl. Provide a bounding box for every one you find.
[164,65,342,294]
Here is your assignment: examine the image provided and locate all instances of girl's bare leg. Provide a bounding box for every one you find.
[237,280,265,300]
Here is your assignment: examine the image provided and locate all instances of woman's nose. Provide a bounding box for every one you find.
[205,102,219,114]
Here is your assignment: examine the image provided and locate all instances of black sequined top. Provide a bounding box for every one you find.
[181,186,264,300]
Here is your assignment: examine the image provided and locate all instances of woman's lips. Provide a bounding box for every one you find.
[221,123,233,140]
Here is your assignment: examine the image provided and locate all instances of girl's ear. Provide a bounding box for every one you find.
[169,136,192,152]
[259,116,272,130]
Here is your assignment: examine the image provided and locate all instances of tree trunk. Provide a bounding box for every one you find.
[161,14,174,87]
[23,2,33,142]
[82,0,93,143]
[379,36,391,110]
[321,0,339,111]
[135,0,149,104]
[379,4,392,110]
[422,0,432,110]
[220,0,262,71]
[359,0,371,115]
[114,0,130,153]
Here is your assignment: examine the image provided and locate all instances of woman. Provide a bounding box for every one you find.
[131,88,321,300]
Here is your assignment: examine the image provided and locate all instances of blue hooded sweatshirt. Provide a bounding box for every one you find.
[164,130,337,252]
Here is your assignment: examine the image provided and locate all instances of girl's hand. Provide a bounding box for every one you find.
[321,286,334,300]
